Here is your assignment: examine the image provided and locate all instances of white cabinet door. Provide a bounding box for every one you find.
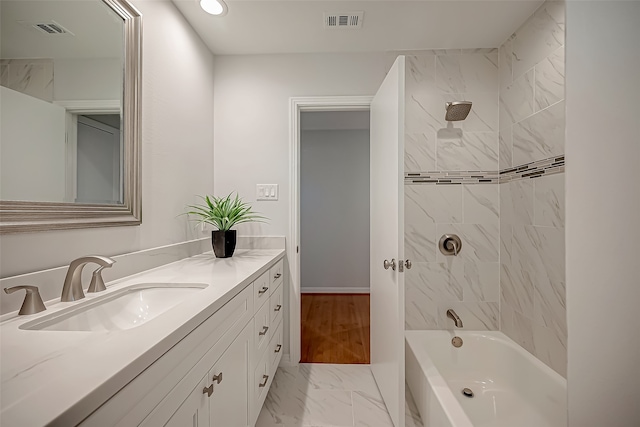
[164,376,209,427]
[370,55,406,427]
[209,323,252,427]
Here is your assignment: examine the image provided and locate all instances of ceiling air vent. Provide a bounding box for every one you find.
[323,12,364,30]
[18,20,75,36]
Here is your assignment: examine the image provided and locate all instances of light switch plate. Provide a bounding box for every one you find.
[257,184,278,201]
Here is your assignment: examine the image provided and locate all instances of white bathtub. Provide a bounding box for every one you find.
[405,330,566,427]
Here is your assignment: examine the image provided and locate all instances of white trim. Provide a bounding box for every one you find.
[288,96,373,366]
[54,99,121,114]
[301,287,370,294]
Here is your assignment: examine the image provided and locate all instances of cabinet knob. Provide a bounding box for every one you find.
[258,286,269,295]
[275,344,282,353]
[258,375,269,388]
[203,384,213,397]
[274,304,282,312]
[212,372,222,384]
[259,326,269,336]
[274,273,282,279]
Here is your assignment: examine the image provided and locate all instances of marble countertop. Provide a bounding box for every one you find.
[0,249,285,426]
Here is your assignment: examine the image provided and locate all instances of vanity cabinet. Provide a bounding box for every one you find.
[80,256,284,427]
[158,322,251,427]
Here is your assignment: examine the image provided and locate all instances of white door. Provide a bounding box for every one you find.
[370,56,406,427]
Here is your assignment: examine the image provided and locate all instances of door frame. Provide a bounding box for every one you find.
[288,96,373,364]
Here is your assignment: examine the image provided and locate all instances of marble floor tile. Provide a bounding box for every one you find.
[257,364,424,427]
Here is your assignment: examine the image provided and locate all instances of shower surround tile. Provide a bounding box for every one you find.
[500,69,534,125]
[406,262,463,302]
[439,301,499,330]
[405,184,462,224]
[512,101,565,166]
[435,52,499,93]
[436,131,499,171]
[436,223,499,263]
[403,50,500,333]
[535,46,565,111]
[499,128,513,170]
[534,173,565,227]
[500,262,534,318]
[499,38,513,88]
[406,55,436,95]
[511,0,565,79]
[405,132,436,172]
[463,185,500,225]
[453,261,499,302]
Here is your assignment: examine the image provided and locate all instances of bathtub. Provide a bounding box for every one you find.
[405,330,566,427]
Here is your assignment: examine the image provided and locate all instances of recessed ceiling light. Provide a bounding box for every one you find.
[200,0,227,16]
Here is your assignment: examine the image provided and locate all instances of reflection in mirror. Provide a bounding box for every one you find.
[1,0,123,203]
[0,0,141,233]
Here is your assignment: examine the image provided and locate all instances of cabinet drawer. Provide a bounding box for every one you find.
[269,283,283,329]
[269,259,284,290]
[252,345,273,424]
[254,299,271,361]
[268,320,283,372]
[253,271,270,310]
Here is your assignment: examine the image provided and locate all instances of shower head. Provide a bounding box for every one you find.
[445,101,473,121]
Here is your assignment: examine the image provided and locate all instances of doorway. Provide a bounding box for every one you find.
[298,109,371,364]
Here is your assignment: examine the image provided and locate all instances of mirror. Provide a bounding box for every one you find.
[0,0,141,233]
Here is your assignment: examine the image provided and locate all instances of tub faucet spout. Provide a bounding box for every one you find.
[447,309,463,328]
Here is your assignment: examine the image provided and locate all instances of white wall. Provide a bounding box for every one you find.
[565,1,640,426]
[212,52,391,237]
[300,126,370,292]
[54,58,122,101]
[0,87,67,202]
[0,0,215,278]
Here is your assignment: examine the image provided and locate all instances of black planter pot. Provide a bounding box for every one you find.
[212,230,237,258]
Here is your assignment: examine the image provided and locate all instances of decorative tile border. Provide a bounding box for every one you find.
[404,155,564,185]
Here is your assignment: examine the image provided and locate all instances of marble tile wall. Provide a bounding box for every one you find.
[403,49,501,332]
[498,0,567,377]
[405,183,500,330]
[499,0,565,168]
[0,59,54,102]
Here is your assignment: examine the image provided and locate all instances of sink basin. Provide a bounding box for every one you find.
[20,283,208,332]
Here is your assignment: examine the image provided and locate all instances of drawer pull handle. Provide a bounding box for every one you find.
[203,384,214,397]
[275,344,282,353]
[274,273,282,279]
[212,372,223,384]
[259,326,269,336]
[274,304,282,312]
[258,286,269,294]
[259,375,269,387]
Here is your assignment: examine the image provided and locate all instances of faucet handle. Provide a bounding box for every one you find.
[4,285,46,315]
[87,266,108,293]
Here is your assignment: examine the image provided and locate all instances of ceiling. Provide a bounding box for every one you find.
[172,0,544,55]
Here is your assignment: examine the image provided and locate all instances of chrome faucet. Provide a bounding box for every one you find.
[446,309,463,328]
[61,256,115,302]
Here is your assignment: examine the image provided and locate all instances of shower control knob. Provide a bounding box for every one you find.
[383,259,396,271]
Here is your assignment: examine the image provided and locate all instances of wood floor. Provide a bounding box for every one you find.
[300,293,370,364]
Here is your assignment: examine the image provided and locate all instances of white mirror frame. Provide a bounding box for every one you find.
[0,0,142,234]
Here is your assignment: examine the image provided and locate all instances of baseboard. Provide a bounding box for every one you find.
[301,287,370,294]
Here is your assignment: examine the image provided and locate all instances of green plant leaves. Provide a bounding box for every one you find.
[185,193,267,231]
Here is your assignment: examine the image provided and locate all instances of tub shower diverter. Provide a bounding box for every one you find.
[20,283,208,332]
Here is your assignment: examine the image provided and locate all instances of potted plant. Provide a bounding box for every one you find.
[186,193,266,258]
